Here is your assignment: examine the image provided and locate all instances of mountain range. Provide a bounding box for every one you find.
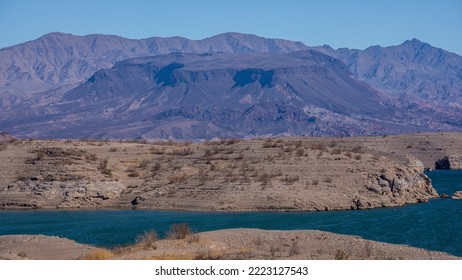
[0,32,461,139]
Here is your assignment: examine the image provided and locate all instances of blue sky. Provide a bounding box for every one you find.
[1,0,461,54]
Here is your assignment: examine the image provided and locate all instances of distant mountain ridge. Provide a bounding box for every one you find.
[0,32,461,139]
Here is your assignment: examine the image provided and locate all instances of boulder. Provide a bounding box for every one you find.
[451,191,462,200]
[435,155,462,170]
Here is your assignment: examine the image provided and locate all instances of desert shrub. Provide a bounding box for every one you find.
[167,223,192,239]
[149,147,165,155]
[109,147,118,152]
[330,148,342,155]
[126,166,140,177]
[296,148,305,156]
[345,152,352,158]
[283,175,300,183]
[310,143,326,151]
[351,145,364,154]
[168,172,188,184]
[98,159,112,176]
[136,231,158,249]
[85,153,98,161]
[152,162,162,171]
[334,249,349,260]
[170,147,194,156]
[324,177,333,183]
[270,244,281,258]
[289,240,300,256]
[80,249,114,260]
[137,159,150,169]
[263,139,280,148]
[312,179,319,185]
[226,138,240,145]
[354,155,362,160]
[258,173,272,185]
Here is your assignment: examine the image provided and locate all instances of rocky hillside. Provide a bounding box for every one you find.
[0,137,439,211]
[0,32,307,99]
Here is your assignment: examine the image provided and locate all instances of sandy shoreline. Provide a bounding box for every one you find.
[0,229,459,260]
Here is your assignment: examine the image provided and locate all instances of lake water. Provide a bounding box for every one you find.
[0,170,461,256]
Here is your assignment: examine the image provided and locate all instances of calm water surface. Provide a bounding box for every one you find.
[0,170,461,256]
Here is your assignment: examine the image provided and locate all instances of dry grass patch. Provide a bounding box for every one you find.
[80,249,114,260]
[167,223,192,239]
[135,231,158,250]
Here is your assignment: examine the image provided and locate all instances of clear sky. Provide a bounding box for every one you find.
[0,0,461,54]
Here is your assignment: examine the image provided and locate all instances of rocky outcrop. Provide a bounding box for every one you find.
[435,155,462,170]
[3,179,125,208]
[451,191,462,200]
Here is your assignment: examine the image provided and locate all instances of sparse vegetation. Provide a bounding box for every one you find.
[135,231,158,250]
[334,249,349,260]
[167,223,192,239]
[98,158,112,176]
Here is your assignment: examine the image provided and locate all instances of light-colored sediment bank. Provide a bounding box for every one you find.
[0,229,459,260]
[1,133,461,211]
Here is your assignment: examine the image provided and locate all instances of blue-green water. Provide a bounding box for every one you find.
[0,170,461,256]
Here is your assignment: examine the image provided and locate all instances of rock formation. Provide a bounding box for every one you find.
[451,191,462,200]
[435,155,462,170]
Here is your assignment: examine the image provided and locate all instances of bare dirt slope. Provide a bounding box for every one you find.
[2,133,459,211]
[0,235,95,260]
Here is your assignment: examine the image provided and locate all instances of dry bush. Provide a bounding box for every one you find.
[98,159,112,176]
[80,249,114,260]
[138,159,150,169]
[293,140,303,147]
[351,145,364,154]
[225,138,240,145]
[345,152,352,158]
[258,173,272,185]
[324,177,333,183]
[330,148,342,155]
[289,239,301,256]
[312,179,319,185]
[85,153,98,161]
[262,139,280,148]
[354,155,362,160]
[311,143,326,151]
[126,166,140,177]
[152,162,162,171]
[283,175,300,183]
[270,244,281,258]
[167,223,192,239]
[168,172,188,184]
[170,147,194,156]
[109,147,118,152]
[150,147,165,155]
[136,231,158,249]
[296,148,305,156]
[334,249,349,260]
